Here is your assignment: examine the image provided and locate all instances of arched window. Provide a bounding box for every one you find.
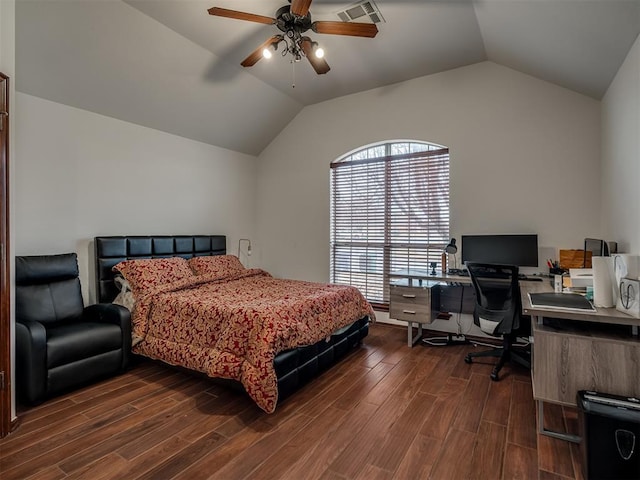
[330,140,450,307]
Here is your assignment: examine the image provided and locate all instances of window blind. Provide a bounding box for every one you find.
[330,142,450,306]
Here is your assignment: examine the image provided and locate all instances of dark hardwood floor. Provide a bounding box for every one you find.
[0,323,583,479]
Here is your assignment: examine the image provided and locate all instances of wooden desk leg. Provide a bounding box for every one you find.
[537,401,581,443]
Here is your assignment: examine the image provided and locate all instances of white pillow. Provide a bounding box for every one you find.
[113,276,135,312]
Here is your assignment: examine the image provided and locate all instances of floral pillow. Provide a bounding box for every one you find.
[113,257,194,297]
[188,255,245,279]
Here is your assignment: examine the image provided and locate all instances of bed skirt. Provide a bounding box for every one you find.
[274,316,369,401]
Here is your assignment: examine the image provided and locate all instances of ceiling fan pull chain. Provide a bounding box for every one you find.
[291,60,296,88]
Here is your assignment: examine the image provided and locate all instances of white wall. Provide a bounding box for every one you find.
[255,62,602,284]
[601,34,640,254]
[0,0,15,72]
[15,93,257,302]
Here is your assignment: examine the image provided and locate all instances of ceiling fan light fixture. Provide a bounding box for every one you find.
[208,1,377,75]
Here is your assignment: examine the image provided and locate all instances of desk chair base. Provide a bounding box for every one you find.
[464,339,530,381]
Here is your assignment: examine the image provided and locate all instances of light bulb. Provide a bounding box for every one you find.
[262,48,273,59]
[314,47,325,59]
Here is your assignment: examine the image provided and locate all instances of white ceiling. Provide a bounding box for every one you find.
[16,0,640,155]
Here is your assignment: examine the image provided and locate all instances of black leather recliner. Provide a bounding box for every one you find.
[15,253,131,404]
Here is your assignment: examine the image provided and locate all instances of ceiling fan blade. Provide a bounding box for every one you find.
[301,39,330,75]
[312,21,378,38]
[290,0,313,17]
[208,7,275,25]
[241,35,282,67]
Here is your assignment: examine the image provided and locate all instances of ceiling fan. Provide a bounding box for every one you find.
[208,0,379,75]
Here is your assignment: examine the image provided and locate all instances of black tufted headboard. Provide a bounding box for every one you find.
[94,235,226,303]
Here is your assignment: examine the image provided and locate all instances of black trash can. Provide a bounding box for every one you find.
[577,390,640,480]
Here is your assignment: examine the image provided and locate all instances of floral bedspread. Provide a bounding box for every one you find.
[130,269,374,413]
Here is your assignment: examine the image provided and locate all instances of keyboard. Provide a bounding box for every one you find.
[448,269,469,276]
[520,275,543,282]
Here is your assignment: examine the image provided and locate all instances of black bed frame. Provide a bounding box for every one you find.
[94,235,369,403]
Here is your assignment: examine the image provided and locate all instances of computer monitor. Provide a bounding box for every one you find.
[461,234,539,267]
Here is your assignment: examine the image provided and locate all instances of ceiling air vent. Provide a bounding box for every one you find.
[336,0,385,24]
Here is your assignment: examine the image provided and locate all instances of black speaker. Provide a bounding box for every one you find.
[577,390,640,480]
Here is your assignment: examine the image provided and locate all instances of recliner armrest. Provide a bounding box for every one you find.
[84,303,130,326]
[15,320,47,404]
[83,303,132,369]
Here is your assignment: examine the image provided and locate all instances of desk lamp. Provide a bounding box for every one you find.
[444,238,458,272]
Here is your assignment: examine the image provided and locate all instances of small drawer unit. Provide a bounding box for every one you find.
[390,284,434,324]
[389,280,440,346]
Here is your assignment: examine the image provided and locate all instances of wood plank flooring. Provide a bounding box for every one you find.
[0,324,583,479]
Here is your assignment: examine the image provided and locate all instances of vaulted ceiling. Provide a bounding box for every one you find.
[16,0,640,155]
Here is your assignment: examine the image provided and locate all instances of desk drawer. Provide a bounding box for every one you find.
[389,285,432,324]
[532,321,640,405]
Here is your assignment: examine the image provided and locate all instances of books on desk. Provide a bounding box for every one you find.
[528,292,596,312]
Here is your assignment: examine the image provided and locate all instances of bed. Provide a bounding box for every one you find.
[94,235,372,413]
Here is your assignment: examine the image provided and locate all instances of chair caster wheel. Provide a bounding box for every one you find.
[490,371,499,381]
[464,355,472,364]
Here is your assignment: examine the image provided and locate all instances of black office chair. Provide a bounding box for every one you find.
[464,262,530,381]
[15,253,131,404]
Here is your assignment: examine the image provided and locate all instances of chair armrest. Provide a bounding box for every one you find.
[84,303,130,326]
[83,303,132,369]
[15,320,47,404]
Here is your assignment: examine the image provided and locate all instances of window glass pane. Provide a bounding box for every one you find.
[410,142,430,153]
[368,146,385,158]
[390,143,409,156]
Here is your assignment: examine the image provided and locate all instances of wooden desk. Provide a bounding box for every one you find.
[388,270,475,346]
[389,270,474,284]
[388,270,538,346]
[520,283,640,442]
[522,281,640,328]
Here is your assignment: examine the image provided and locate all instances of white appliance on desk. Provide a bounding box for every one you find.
[569,268,593,288]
